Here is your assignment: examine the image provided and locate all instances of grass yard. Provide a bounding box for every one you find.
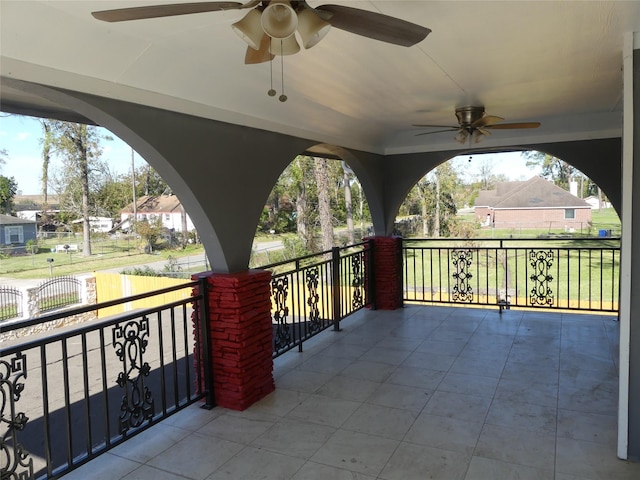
[0,240,206,279]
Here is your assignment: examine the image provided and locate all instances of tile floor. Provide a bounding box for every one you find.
[63,305,640,479]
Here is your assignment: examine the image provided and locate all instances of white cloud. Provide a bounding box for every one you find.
[16,132,31,141]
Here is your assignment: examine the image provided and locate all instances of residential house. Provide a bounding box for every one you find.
[119,195,195,233]
[14,194,61,222]
[474,176,592,231]
[0,214,37,253]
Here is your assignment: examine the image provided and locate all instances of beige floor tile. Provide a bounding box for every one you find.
[288,393,361,427]
[121,465,195,480]
[422,390,492,423]
[366,382,431,411]
[316,374,381,402]
[464,456,554,480]
[379,442,470,480]
[437,371,499,398]
[555,437,640,480]
[384,364,444,390]
[404,413,483,455]
[196,413,275,444]
[109,423,191,463]
[310,429,399,477]
[290,461,376,479]
[341,403,417,440]
[475,424,556,471]
[250,418,336,459]
[205,446,305,480]
[339,359,398,382]
[485,397,557,434]
[60,453,140,480]
[147,432,243,480]
[557,409,617,445]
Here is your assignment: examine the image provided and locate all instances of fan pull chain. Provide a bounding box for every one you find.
[279,39,287,102]
[267,40,276,97]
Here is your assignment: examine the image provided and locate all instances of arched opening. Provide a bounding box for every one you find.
[395,150,620,240]
[251,152,372,267]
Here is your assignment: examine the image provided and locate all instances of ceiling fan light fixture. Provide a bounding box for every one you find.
[472,129,485,144]
[454,130,469,144]
[297,8,331,49]
[261,1,298,39]
[270,35,300,55]
[231,8,263,50]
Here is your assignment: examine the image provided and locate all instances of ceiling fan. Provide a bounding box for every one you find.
[91,1,431,61]
[413,106,541,144]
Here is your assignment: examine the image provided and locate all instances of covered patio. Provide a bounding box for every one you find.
[2,0,640,469]
[59,305,638,480]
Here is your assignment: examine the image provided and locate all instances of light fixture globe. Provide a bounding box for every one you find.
[297,8,331,49]
[270,35,300,55]
[261,1,298,39]
[454,130,469,144]
[231,8,263,50]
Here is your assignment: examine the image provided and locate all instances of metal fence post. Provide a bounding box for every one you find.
[332,247,341,331]
[197,275,215,409]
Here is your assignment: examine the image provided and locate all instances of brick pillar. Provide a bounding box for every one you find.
[365,236,403,310]
[193,269,274,410]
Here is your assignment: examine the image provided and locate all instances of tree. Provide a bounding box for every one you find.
[522,151,575,190]
[0,175,18,214]
[39,120,55,216]
[0,148,18,214]
[402,162,459,238]
[313,157,334,252]
[45,120,109,256]
[136,216,163,253]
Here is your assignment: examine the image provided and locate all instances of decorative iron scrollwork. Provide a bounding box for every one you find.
[451,249,474,302]
[529,250,555,306]
[0,352,34,480]
[305,267,321,334]
[113,317,154,434]
[271,277,291,350]
[351,253,364,309]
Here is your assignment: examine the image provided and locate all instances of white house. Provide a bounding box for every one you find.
[119,195,195,233]
[71,216,114,233]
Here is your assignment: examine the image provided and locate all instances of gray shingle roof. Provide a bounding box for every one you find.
[0,214,37,225]
[476,176,590,209]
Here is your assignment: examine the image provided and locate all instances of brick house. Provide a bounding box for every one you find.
[474,176,592,231]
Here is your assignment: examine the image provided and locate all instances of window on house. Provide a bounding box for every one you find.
[165,214,170,221]
[4,226,24,244]
[565,208,575,219]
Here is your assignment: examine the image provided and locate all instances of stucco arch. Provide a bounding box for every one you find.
[5,78,317,273]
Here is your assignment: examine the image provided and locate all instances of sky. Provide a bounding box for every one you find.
[0,113,540,195]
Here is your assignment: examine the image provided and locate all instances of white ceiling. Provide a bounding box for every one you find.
[1,1,639,155]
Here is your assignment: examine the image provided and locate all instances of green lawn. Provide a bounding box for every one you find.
[0,240,206,279]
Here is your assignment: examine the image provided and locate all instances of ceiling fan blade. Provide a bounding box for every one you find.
[472,115,503,128]
[91,1,249,22]
[485,122,541,130]
[412,124,458,129]
[245,34,275,64]
[315,4,431,47]
[415,128,459,136]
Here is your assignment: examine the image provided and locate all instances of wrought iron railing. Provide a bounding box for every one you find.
[0,286,22,322]
[0,279,214,480]
[261,241,373,358]
[403,238,620,312]
[36,276,81,312]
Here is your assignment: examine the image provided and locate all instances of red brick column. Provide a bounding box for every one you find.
[193,269,274,410]
[365,236,403,310]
